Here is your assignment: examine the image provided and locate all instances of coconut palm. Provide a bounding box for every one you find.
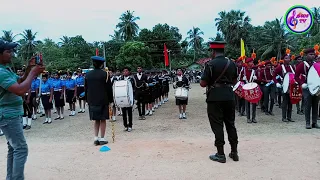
[19,29,40,60]
[109,30,122,42]
[1,30,17,42]
[186,27,204,61]
[258,18,293,60]
[58,36,71,47]
[116,10,140,41]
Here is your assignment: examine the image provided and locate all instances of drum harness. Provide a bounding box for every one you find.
[206,59,230,96]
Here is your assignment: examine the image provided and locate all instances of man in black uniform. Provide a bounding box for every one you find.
[133,66,148,120]
[200,41,239,163]
[85,56,113,146]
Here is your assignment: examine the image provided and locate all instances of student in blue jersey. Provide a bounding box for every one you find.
[21,69,33,130]
[52,71,66,120]
[76,69,86,113]
[0,40,45,180]
[65,71,77,116]
[41,73,54,124]
[30,76,40,120]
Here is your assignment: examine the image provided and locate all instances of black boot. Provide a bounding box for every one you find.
[306,121,311,129]
[209,153,226,163]
[312,123,320,129]
[229,144,239,161]
[209,146,226,163]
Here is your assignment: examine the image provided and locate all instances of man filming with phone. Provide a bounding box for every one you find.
[0,40,45,180]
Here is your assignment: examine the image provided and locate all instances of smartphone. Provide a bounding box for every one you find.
[35,53,43,65]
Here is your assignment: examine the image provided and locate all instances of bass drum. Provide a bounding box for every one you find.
[307,63,320,96]
[175,87,188,100]
[282,72,295,93]
[113,80,134,108]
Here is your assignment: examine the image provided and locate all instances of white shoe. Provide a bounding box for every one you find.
[182,113,187,119]
[22,117,27,126]
[127,127,132,132]
[179,114,183,119]
[149,111,153,116]
[0,129,3,136]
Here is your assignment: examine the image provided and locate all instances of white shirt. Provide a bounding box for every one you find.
[177,75,183,81]
[137,73,142,80]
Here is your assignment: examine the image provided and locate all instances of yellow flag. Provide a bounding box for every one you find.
[240,38,245,57]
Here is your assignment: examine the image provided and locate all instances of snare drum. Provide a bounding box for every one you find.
[175,87,188,100]
[307,63,320,96]
[233,81,244,98]
[113,80,134,108]
[242,82,262,103]
[282,73,295,93]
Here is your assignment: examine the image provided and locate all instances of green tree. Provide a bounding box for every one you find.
[115,41,151,70]
[186,27,204,61]
[116,10,140,41]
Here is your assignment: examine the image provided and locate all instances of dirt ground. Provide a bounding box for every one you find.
[1,84,320,180]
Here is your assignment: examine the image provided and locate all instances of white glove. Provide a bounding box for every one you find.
[252,76,257,80]
[276,83,282,88]
[145,83,149,87]
[302,83,308,89]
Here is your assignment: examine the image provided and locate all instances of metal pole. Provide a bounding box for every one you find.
[103,42,106,68]
[168,50,171,72]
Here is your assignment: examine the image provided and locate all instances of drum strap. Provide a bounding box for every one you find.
[237,67,244,81]
[303,61,310,75]
[249,70,255,83]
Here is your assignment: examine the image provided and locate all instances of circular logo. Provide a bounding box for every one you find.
[284,5,313,34]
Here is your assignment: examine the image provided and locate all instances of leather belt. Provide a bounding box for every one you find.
[214,84,233,88]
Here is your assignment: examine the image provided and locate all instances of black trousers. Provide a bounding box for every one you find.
[259,84,265,110]
[23,102,32,118]
[282,93,292,120]
[277,87,282,106]
[296,95,305,112]
[238,98,245,115]
[122,107,133,128]
[303,89,320,124]
[207,101,238,150]
[246,101,257,120]
[135,91,145,116]
[263,84,276,113]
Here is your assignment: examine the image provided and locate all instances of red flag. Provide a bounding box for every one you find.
[164,43,169,66]
[95,48,99,56]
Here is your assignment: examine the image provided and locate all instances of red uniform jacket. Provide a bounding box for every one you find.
[259,67,273,83]
[273,64,294,84]
[240,67,257,83]
[294,61,313,85]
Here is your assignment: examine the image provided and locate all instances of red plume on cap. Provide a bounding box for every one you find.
[314,44,319,51]
[300,50,304,57]
[251,51,256,59]
[286,48,291,55]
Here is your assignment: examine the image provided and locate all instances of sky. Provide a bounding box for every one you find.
[0,0,318,43]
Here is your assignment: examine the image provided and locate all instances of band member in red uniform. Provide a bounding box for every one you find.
[236,59,246,116]
[273,55,295,122]
[259,60,275,115]
[295,48,319,129]
[256,61,266,112]
[242,58,258,123]
[294,55,304,115]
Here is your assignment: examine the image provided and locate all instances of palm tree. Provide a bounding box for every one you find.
[186,27,204,61]
[58,36,71,47]
[109,30,122,42]
[1,30,17,42]
[258,18,293,60]
[19,29,40,61]
[116,10,140,41]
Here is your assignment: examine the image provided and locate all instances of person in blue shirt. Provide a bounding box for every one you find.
[41,73,54,124]
[65,71,77,116]
[51,71,65,120]
[20,69,33,130]
[76,69,86,113]
[30,76,40,120]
